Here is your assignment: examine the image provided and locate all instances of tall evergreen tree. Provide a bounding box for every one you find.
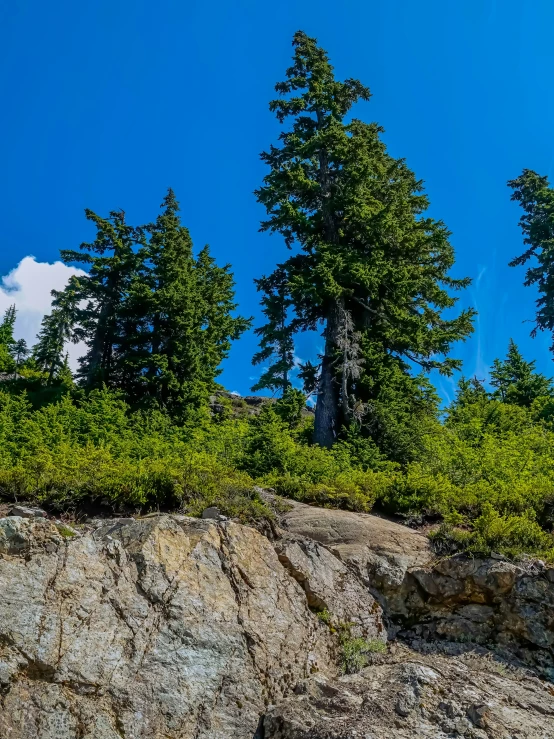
[11,339,29,376]
[256,31,475,447]
[33,277,81,384]
[194,244,252,400]
[143,189,198,408]
[490,339,553,407]
[60,210,144,389]
[509,170,554,351]
[0,305,17,373]
[144,190,250,413]
[452,376,489,408]
[252,266,295,394]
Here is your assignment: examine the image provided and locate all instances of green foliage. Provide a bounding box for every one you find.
[0,387,262,516]
[274,387,307,427]
[317,610,387,673]
[255,30,475,446]
[52,192,249,415]
[451,376,488,410]
[490,339,553,407]
[33,277,80,384]
[0,385,392,517]
[60,209,144,389]
[144,190,251,414]
[56,523,77,538]
[429,506,554,561]
[252,266,295,394]
[0,372,552,559]
[240,404,394,511]
[509,169,554,352]
[0,306,17,373]
[385,395,554,559]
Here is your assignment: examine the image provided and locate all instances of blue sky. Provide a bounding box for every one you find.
[1,0,554,401]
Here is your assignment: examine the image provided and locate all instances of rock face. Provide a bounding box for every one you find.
[278,498,433,597]
[264,643,554,739]
[0,503,552,738]
[280,499,554,678]
[0,513,380,738]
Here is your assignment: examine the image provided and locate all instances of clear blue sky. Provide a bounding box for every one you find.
[1,0,554,401]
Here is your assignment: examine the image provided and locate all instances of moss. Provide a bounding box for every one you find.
[56,523,77,538]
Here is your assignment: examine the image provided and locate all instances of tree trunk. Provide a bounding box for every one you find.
[313,107,342,446]
[313,299,341,447]
[86,303,111,388]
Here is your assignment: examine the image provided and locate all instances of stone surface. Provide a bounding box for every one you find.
[276,499,554,676]
[278,498,433,595]
[274,533,386,641]
[8,505,48,518]
[263,644,554,738]
[201,505,222,519]
[0,514,335,738]
[0,501,553,738]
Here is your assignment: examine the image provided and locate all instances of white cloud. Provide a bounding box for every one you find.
[0,256,86,370]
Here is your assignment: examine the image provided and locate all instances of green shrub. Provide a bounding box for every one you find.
[0,384,554,560]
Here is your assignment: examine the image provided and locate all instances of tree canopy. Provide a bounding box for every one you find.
[255,31,475,447]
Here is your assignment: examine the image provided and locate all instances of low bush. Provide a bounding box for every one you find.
[0,384,554,560]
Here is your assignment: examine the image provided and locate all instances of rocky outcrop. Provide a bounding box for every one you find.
[0,502,552,738]
[264,643,554,739]
[279,499,554,678]
[0,513,381,738]
[278,498,433,596]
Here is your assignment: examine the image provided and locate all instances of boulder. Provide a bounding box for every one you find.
[277,498,433,612]
[8,504,48,518]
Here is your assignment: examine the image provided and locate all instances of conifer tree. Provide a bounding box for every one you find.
[33,277,81,384]
[509,170,554,351]
[144,190,250,413]
[57,353,74,387]
[60,210,144,388]
[256,31,475,447]
[11,339,29,376]
[452,376,489,408]
[194,244,251,400]
[252,267,295,394]
[143,189,198,408]
[490,340,553,407]
[0,305,17,373]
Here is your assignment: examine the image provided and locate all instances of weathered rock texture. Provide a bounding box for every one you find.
[264,643,554,739]
[0,503,553,738]
[278,498,433,596]
[0,513,379,738]
[279,499,554,678]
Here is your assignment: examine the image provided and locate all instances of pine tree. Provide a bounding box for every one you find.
[256,31,475,447]
[60,210,144,389]
[11,339,29,376]
[490,339,553,407]
[509,170,554,351]
[194,244,252,401]
[452,376,489,408]
[144,190,251,414]
[33,276,81,384]
[252,266,295,394]
[0,305,17,373]
[57,353,74,388]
